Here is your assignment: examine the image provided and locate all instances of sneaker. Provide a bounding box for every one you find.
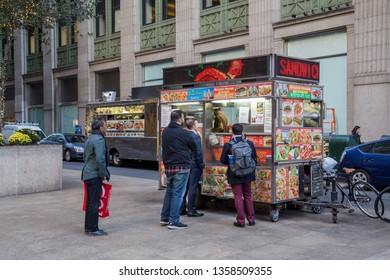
[233,222,245,228]
[160,218,169,226]
[167,222,188,230]
[248,221,256,226]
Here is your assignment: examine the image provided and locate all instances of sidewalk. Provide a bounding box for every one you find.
[0,168,389,260]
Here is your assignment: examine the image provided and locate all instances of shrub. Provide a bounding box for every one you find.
[17,128,40,144]
[9,132,32,145]
[0,133,5,146]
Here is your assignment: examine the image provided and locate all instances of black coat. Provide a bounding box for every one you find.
[162,121,197,169]
[220,136,257,184]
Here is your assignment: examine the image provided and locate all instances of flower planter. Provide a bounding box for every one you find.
[0,144,63,197]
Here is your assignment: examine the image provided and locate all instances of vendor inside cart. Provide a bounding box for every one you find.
[212,107,228,133]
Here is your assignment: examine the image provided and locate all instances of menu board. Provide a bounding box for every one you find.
[160,82,273,103]
[275,165,300,201]
[252,169,272,202]
[276,82,323,100]
[281,98,303,127]
[106,119,145,136]
[275,128,322,161]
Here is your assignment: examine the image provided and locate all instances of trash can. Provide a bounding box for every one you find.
[75,125,82,134]
[328,134,357,162]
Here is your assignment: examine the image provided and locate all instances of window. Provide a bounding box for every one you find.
[112,0,120,33]
[58,21,77,47]
[96,0,106,37]
[143,60,174,86]
[163,0,175,20]
[59,25,67,46]
[143,0,156,25]
[373,141,390,155]
[71,22,78,44]
[203,0,220,9]
[28,31,36,54]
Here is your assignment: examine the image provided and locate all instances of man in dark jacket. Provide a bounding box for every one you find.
[82,118,110,236]
[220,123,257,228]
[180,119,205,217]
[160,110,197,229]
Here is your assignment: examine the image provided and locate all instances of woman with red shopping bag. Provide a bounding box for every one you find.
[81,118,111,236]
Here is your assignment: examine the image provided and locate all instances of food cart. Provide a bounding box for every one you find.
[85,87,160,166]
[159,54,324,222]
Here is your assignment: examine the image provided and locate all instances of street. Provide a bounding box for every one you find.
[63,161,159,181]
[0,162,389,260]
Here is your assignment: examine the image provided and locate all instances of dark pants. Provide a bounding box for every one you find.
[181,167,202,214]
[231,182,255,225]
[84,177,102,232]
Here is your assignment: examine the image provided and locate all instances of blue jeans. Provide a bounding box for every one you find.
[181,167,203,214]
[161,171,190,224]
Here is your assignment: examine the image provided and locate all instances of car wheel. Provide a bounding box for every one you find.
[352,169,371,184]
[112,151,122,167]
[64,149,72,162]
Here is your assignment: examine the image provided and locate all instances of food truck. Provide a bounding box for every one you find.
[159,54,324,222]
[85,86,160,166]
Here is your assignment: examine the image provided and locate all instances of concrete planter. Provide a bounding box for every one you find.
[0,144,63,197]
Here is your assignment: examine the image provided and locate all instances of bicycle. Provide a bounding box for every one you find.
[374,186,390,223]
[321,167,380,221]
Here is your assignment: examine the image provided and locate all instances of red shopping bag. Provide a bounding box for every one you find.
[82,182,112,218]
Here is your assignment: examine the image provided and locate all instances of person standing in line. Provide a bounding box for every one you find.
[220,123,257,228]
[180,119,205,217]
[160,110,198,229]
[82,118,110,236]
[213,107,228,133]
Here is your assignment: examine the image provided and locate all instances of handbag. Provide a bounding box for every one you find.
[82,182,112,218]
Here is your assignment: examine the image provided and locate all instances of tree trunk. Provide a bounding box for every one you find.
[0,31,13,130]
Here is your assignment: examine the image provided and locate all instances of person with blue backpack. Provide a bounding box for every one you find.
[220,123,257,228]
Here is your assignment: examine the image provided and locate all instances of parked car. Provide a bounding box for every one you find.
[338,137,390,186]
[2,123,46,144]
[39,133,85,161]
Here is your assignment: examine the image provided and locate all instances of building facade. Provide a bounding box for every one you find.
[1,0,389,141]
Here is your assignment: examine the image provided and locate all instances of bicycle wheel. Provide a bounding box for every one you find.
[320,182,345,205]
[375,187,390,222]
[352,181,379,218]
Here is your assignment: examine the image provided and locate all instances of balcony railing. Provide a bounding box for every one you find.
[140,18,176,50]
[200,0,248,38]
[281,0,353,20]
[94,32,121,60]
[57,45,78,67]
[26,54,43,73]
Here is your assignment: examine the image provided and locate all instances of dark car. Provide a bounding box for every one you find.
[338,137,390,186]
[39,133,85,161]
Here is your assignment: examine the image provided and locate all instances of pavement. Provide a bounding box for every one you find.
[1,167,390,260]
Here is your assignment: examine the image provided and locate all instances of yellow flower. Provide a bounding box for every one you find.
[9,132,32,145]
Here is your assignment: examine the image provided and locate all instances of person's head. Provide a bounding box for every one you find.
[91,118,106,136]
[232,123,243,136]
[352,125,361,135]
[171,110,184,125]
[186,119,198,130]
[214,108,221,116]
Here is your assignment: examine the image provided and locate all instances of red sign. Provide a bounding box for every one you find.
[275,55,320,82]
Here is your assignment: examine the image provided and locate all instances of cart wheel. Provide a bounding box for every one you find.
[270,208,279,222]
[311,205,324,214]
